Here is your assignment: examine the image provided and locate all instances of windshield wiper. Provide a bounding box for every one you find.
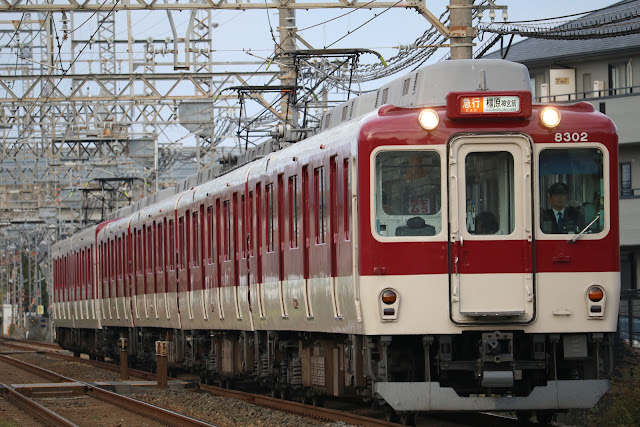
[568,215,600,244]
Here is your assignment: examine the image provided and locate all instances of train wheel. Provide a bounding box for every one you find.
[398,412,416,426]
[73,351,81,358]
[383,406,397,423]
[516,410,532,424]
[536,410,554,425]
[279,389,288,400]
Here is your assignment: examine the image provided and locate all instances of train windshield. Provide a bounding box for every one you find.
[539,148,605,235]
[375,150,441,237]
[465,151,515,235]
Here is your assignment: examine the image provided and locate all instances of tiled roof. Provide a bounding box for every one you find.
[482,0,640,64]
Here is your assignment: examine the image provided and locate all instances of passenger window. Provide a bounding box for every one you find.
[539,148,605,234]
[465,151,514,236]
[375,151,441,237]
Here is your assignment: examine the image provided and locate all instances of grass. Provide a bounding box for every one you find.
[587,345,640,426]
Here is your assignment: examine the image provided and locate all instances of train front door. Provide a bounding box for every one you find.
[448,135,534,323]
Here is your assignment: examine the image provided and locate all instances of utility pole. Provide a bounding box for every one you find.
[278,4,298,127]
[449,0,474,60]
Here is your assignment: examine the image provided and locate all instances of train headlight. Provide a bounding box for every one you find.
[379,288,399,321]
[540,107,561,128]
[586,285,605,319]
[418,109,439,131]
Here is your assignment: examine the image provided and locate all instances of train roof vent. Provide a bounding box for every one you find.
[381,87,389,104]
[402,78,411,96]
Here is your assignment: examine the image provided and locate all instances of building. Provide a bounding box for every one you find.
[484,0,640,290]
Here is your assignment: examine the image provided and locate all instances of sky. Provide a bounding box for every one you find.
[0,1,621,92]
[192,0,619,69]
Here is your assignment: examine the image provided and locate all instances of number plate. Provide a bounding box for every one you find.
[459,96,520,114]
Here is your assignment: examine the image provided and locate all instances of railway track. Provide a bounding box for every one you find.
[0,352,214,426]
[0,338,525,426]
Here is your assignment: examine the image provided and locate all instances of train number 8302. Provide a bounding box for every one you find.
[555,132,589,142]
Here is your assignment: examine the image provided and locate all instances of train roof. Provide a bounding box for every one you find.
[102,59,531,228]
[321,59,531,131]
[52,223,99,256]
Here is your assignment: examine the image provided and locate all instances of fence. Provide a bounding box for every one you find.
[617,289,640,349]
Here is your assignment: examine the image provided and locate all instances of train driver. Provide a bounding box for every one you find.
[541,182,585,234]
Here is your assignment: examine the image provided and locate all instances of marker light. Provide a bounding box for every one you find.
[588,286,604,302]
[381,289,397,305]
[540,107,561,128]
[418,109,439,131]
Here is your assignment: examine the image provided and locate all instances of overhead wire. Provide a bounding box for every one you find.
[479,2,640,40]
[323,0,403,49]
[2,13,26,49]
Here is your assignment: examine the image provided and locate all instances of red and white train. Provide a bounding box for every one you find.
[52,59,619,423]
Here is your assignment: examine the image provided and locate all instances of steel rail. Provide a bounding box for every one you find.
[0,350,215,427]
[0,354,77,383]
[0,341,155,380]
[0,382,79,427]
[199,384,401,427]
[87,385,216,427]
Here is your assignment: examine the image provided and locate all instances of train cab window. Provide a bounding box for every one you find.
[539,148,605,235]
[375,150,441,238]
[465,152,515,236]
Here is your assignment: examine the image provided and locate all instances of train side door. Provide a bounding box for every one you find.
[448,135,534,323]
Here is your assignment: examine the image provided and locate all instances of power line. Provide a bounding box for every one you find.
[479,3,640,40]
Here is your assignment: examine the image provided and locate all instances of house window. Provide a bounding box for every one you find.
[609,62,630,95]
[621,162,633,197]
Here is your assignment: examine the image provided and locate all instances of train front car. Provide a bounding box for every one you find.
[358,60,619,421]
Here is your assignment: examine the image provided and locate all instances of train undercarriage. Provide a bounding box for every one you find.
[55,327,615,424]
